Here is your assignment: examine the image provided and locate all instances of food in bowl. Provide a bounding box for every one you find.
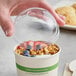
[15,41,60,57]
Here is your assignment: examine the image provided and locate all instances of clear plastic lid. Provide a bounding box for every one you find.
[14,7,59,43]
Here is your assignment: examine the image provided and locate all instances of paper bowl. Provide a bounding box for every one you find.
[14,46,61,76]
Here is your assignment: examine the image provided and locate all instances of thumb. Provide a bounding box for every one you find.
[0,8,14,37]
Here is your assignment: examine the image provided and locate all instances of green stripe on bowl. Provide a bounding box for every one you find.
[16,62,58,73]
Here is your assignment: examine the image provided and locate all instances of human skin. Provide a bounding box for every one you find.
[0,0,65,37]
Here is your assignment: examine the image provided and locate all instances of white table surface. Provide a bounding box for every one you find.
[0,0,76,76]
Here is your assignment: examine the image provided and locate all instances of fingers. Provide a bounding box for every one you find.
[58,14,65,20]
[11,0,65,26]
[0,8,14,37]
[39,0,65,26]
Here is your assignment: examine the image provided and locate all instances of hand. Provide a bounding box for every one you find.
[0,0,65,37]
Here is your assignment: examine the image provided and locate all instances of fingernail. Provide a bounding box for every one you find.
[5,30,13,37]
[5,31,8,36]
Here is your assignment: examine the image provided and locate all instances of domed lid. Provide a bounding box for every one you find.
[14,7,59,43]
